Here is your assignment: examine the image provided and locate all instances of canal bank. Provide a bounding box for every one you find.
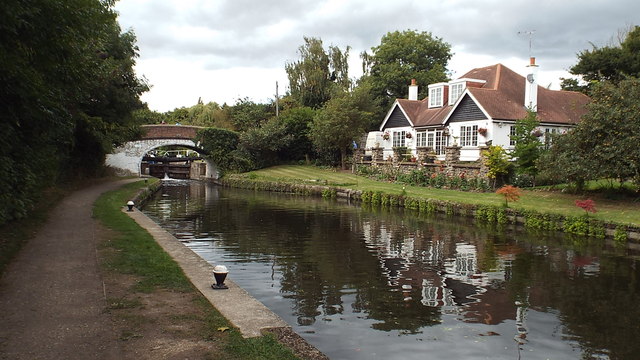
[126,179,328,359]
[216,173,640,244]
[123,207,327,358]
[142,179,640,359]
[0,179,326,360]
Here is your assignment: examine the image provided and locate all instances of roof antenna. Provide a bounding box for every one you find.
[518,30,536,57]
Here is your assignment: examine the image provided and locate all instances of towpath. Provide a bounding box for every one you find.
[0,180,136,360]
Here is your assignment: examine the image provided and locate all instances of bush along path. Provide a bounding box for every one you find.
[220,166,640,245]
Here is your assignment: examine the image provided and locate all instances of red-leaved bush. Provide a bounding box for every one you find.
[575,199,597,214]
[496,185,521,207]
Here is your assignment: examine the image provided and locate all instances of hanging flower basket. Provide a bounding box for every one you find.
[531,128,543,137]
[382,132,390,140]
[477,127,488,137]
[406,132,412,139]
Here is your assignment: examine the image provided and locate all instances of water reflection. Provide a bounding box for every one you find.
[143,182,640,360]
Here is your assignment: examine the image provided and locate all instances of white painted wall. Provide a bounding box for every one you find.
[105,139,219,179]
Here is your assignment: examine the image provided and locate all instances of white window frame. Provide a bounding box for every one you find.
[392,130,406,148]
[448,82,465,105]
[416,131,427,147]
[509,125,516,146]
[460,125,478,147]
[429,85,444,108]
[425,130,448,155]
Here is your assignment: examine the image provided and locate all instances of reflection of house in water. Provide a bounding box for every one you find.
[361,220,603,331]
[361,222,519,321]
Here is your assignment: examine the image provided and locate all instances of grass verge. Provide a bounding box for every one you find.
[236,165,640,226]
[93,179,300,360]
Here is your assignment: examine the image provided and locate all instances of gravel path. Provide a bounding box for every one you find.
[0,180,136,360]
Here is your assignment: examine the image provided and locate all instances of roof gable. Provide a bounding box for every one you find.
[382,106,412,129]
[448,94,488,123]
[460,64,590,124]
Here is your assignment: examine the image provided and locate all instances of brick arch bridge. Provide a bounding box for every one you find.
[105,125,219,179]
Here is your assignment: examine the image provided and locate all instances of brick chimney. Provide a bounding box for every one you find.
[408,79,418,101]
[524,57,539,111]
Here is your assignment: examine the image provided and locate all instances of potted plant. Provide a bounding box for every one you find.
[531,128,543,137]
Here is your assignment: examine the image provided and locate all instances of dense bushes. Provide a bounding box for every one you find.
[0,0,147,225]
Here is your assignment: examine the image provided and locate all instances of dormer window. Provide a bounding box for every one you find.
[428,83,446,108]
[448,82,465,105]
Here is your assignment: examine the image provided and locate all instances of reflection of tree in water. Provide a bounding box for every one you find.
[145,184,640,357]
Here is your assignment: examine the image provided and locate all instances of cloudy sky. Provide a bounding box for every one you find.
[114,0,639,112]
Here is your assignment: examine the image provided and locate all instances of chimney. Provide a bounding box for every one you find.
[408,79,418,101]
[524,57,539,111]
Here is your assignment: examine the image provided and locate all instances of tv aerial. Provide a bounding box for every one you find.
[518,30,536,57]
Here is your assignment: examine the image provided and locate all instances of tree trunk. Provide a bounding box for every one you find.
[341,148,347,170]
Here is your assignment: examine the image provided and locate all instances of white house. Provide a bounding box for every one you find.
[367,58,590,161]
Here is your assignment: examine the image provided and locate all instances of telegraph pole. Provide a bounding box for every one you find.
[275,81,279,118]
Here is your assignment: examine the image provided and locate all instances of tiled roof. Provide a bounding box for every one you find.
[393,63,590,127]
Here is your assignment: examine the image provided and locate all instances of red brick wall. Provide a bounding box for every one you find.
[140,125,203,140]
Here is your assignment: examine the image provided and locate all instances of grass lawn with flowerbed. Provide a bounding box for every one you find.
[230,165,640,227]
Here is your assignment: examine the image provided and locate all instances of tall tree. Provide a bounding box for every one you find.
[285,37,351,109]
[561,25,640,92]
[227,97,274,132]
[363,30,452,111]
[0,0,147,224]
[510,111,545,183]
[309,88,375,169]
[541,78,640,188]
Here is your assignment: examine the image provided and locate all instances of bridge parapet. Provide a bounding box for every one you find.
[141,125,204,140]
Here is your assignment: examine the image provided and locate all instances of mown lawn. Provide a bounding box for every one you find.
[238,165,640,226]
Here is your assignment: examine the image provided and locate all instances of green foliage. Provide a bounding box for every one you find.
[613,225,628,245]
[0,0,147,225]
[276,107,316,161]
[565,26,640,92]
[226,97,275,132]
[132,108,167,125]
[285,37,351,109]
[364,30,452,111]
[521,210,564,231]
[196,128,249,173]
[310,89,375,169]
[482,145,512,183]
[510,111,543,180]
[541,78,640,187]
[321,188,337,199]
[563,215,606,238]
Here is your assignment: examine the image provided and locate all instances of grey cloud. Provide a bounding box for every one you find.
[120,0,640,75]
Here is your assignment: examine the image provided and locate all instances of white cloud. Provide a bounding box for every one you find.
[115,0,640,112]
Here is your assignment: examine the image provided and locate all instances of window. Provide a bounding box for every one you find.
[393,131,406,147]
[416,131,427,147]
[460,125,478,146]
[449,82,465,105]
[544,128,558,149]
[429,86,443,108]
[509,125,516,146]
[426,130,448,155]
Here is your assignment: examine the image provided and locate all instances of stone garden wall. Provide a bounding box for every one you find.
[354,145,490,180]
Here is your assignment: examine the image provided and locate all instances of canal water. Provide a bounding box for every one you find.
[142,181,640,360]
